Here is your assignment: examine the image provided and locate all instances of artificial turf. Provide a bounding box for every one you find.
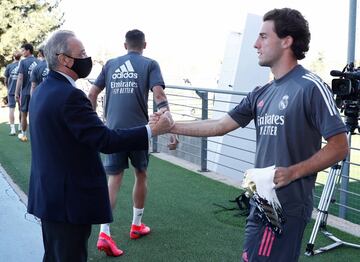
[0,122,359,261]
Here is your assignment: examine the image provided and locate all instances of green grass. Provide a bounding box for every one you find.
[0,122,359,261]
[312,136,360,224]
[314,166,360,223]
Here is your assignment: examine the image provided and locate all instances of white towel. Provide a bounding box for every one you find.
[242,165,281,208]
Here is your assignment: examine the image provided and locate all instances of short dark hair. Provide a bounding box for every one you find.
[125,29,145,49]
[21,43,34,54]
[263,8,310,60]
[13,51,22,60]
[38,47,45,57]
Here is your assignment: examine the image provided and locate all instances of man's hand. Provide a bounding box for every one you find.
[149,109,163,126]
[273,167,295,188]
[149,111,174,136]
[167,134,179,150]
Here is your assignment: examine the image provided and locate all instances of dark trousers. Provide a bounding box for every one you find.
[242,205,307,262]
[41,220,92,262]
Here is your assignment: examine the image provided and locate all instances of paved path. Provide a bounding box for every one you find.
[0,165,43,262]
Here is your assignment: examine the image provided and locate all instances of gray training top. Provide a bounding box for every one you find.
[18,55,39,95]
[94,51,165,129]
[228,65,347,220]
[4,61,19,95]
[30,60,49,85]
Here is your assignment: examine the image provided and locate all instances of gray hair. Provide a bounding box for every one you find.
[44,30,76,70]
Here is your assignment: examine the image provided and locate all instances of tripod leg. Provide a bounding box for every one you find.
[305,163,342,256]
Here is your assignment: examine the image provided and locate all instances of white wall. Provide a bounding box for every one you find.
[207,13,270,183]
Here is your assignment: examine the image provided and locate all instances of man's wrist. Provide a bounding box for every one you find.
[157,101,169,110]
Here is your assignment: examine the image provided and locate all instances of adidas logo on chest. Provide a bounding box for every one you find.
[112,60,138,79]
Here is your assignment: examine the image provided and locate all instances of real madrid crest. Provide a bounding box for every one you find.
[278,95,289,110]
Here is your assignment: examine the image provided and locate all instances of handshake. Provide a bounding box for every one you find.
[149,109,179,150]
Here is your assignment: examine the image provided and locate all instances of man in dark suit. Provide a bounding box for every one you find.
[28,30,173,262]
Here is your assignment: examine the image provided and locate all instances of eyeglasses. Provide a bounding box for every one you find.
[56,53,88,59]
[56,53,74,58]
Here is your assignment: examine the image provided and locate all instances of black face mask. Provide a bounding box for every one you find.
[64,55,93,78]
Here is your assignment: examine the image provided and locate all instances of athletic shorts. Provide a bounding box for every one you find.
[7,94,16,108]
[20,94,31,112]
[241,204,307,261]
[103,150,149,175]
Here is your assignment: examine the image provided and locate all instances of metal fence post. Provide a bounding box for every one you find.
[196,90,209,172]
[151,100,158,153]
[339,135,351,218]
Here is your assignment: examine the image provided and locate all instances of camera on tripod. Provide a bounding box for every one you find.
[330,63,360,133]
[305,63,360,257]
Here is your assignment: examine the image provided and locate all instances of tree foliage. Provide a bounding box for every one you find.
[0,0,64,69]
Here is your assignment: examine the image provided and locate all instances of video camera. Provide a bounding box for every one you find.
[330,63,360,133]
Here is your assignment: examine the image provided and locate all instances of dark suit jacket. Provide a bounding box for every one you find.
[28,70,148,225]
